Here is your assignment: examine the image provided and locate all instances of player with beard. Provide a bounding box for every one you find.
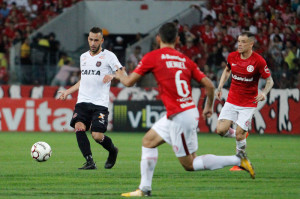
[215,32,274,170]
[58,27,120,170]
[115,23,255,197]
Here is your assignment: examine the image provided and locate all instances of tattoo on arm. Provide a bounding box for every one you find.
[262,76,274,95]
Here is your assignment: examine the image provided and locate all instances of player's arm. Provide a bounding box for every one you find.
[58,80,80,100]
[216,66,231,100]
[199,77,215,119]
[255,76,274,103]
[115,67,142,87]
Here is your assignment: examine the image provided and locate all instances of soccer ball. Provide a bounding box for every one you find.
[31,142,52,162]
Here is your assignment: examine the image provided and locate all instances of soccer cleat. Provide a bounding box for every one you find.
[78,161,97,170]
[236,151,255,179]
[246,132,249,138]
[229,165,244,171]
[121,189,151,197]
[105,147,118,169]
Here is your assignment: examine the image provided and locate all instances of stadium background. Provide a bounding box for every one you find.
[0,0,299,134]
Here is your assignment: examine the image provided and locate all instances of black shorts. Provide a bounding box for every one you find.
[70,102,109,133]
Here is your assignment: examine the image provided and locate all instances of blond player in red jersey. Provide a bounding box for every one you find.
[216,32,274,170]
[115,23,255,197]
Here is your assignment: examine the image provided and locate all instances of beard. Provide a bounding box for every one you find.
[90,45,100,53]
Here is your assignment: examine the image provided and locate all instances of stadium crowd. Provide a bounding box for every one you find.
[173,0,300,89]
[0,0,81,84]
[0,0,299,89]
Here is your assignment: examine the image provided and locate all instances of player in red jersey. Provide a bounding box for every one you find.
[216,32,274,170]
[115,23,255,197]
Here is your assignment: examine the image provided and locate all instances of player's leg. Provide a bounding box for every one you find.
[70,103,95,170]
[181,152,255,179]
[121,118,167,197]
[216,102,237,138]
[91,131,118,169]
[75,122,96,170]
[90,105,118,169]
[235,107,255,154]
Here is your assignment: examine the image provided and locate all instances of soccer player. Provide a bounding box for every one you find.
[115,23,255,197]
[215,32,274,170]
[58,27,120,170]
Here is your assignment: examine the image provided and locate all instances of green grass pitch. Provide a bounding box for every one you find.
[0,132,300,199]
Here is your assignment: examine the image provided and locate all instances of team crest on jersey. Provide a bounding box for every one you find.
[96,61,101,67]
[247,65,254,72]
[264,65,270,73]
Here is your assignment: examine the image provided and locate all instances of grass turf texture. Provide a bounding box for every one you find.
[0,132,300,199]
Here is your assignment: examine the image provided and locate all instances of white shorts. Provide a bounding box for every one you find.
[218,102,256,131]
[152,108,199,157]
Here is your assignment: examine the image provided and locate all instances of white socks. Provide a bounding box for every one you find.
[193,154,241,170]
[224,128,236,138]
[236,139,247,153]
[139,147,158,191]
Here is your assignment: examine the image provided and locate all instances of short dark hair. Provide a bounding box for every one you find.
[240,31,255,41]
[90,27,103,35]
[158,22,178,44]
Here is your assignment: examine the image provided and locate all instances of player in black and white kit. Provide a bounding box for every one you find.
[58,27,121,170]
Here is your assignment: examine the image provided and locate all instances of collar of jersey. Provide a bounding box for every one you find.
[89,48,105,57]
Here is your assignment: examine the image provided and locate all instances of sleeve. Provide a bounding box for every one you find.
[191,60,206,82]
[133,53,154,76]
[108,52,123,71]
[258,57,271,79]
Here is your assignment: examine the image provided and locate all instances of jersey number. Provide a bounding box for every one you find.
[175,70,190,97]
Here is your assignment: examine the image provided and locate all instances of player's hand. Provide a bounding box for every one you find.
[215,88,222,101]
[103,74,114,83]
[58,90,69,100]
[202,107,213,120]
[114,66,126,80]
[254,92,266,103]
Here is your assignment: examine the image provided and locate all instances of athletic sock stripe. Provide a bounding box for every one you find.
[181,133,190,156]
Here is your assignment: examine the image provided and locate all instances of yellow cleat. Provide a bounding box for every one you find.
[121,189,151,197]
[240,156,255,179]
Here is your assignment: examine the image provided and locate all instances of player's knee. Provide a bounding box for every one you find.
[75,122,86,131]
[92,132,104,141]
[142,137,152,148]
[182,164,194,171]
[216,127,226,136]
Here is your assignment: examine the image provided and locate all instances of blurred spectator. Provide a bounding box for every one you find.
[180,37,201,62]
[20,37,31,65]
[128,45,143,67]
[192,1,216,21]
[48,32,60,65]
[68,70,80,86]
[20,37,32,84]
[206,45,224,72]
[57,52,73,68]
[51,60,79,86]
[0,2,10,18]
[113,36,126,65]
[284,43,298,71]
[0,66,8,84]
[227,20,241,39]
[268,35,283,67]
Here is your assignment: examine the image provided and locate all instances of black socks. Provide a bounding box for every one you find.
[76,131,92,158]
[97,135,115,152]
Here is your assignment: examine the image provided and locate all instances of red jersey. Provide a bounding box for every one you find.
[134,47,206,118]
[226,51,271,107]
